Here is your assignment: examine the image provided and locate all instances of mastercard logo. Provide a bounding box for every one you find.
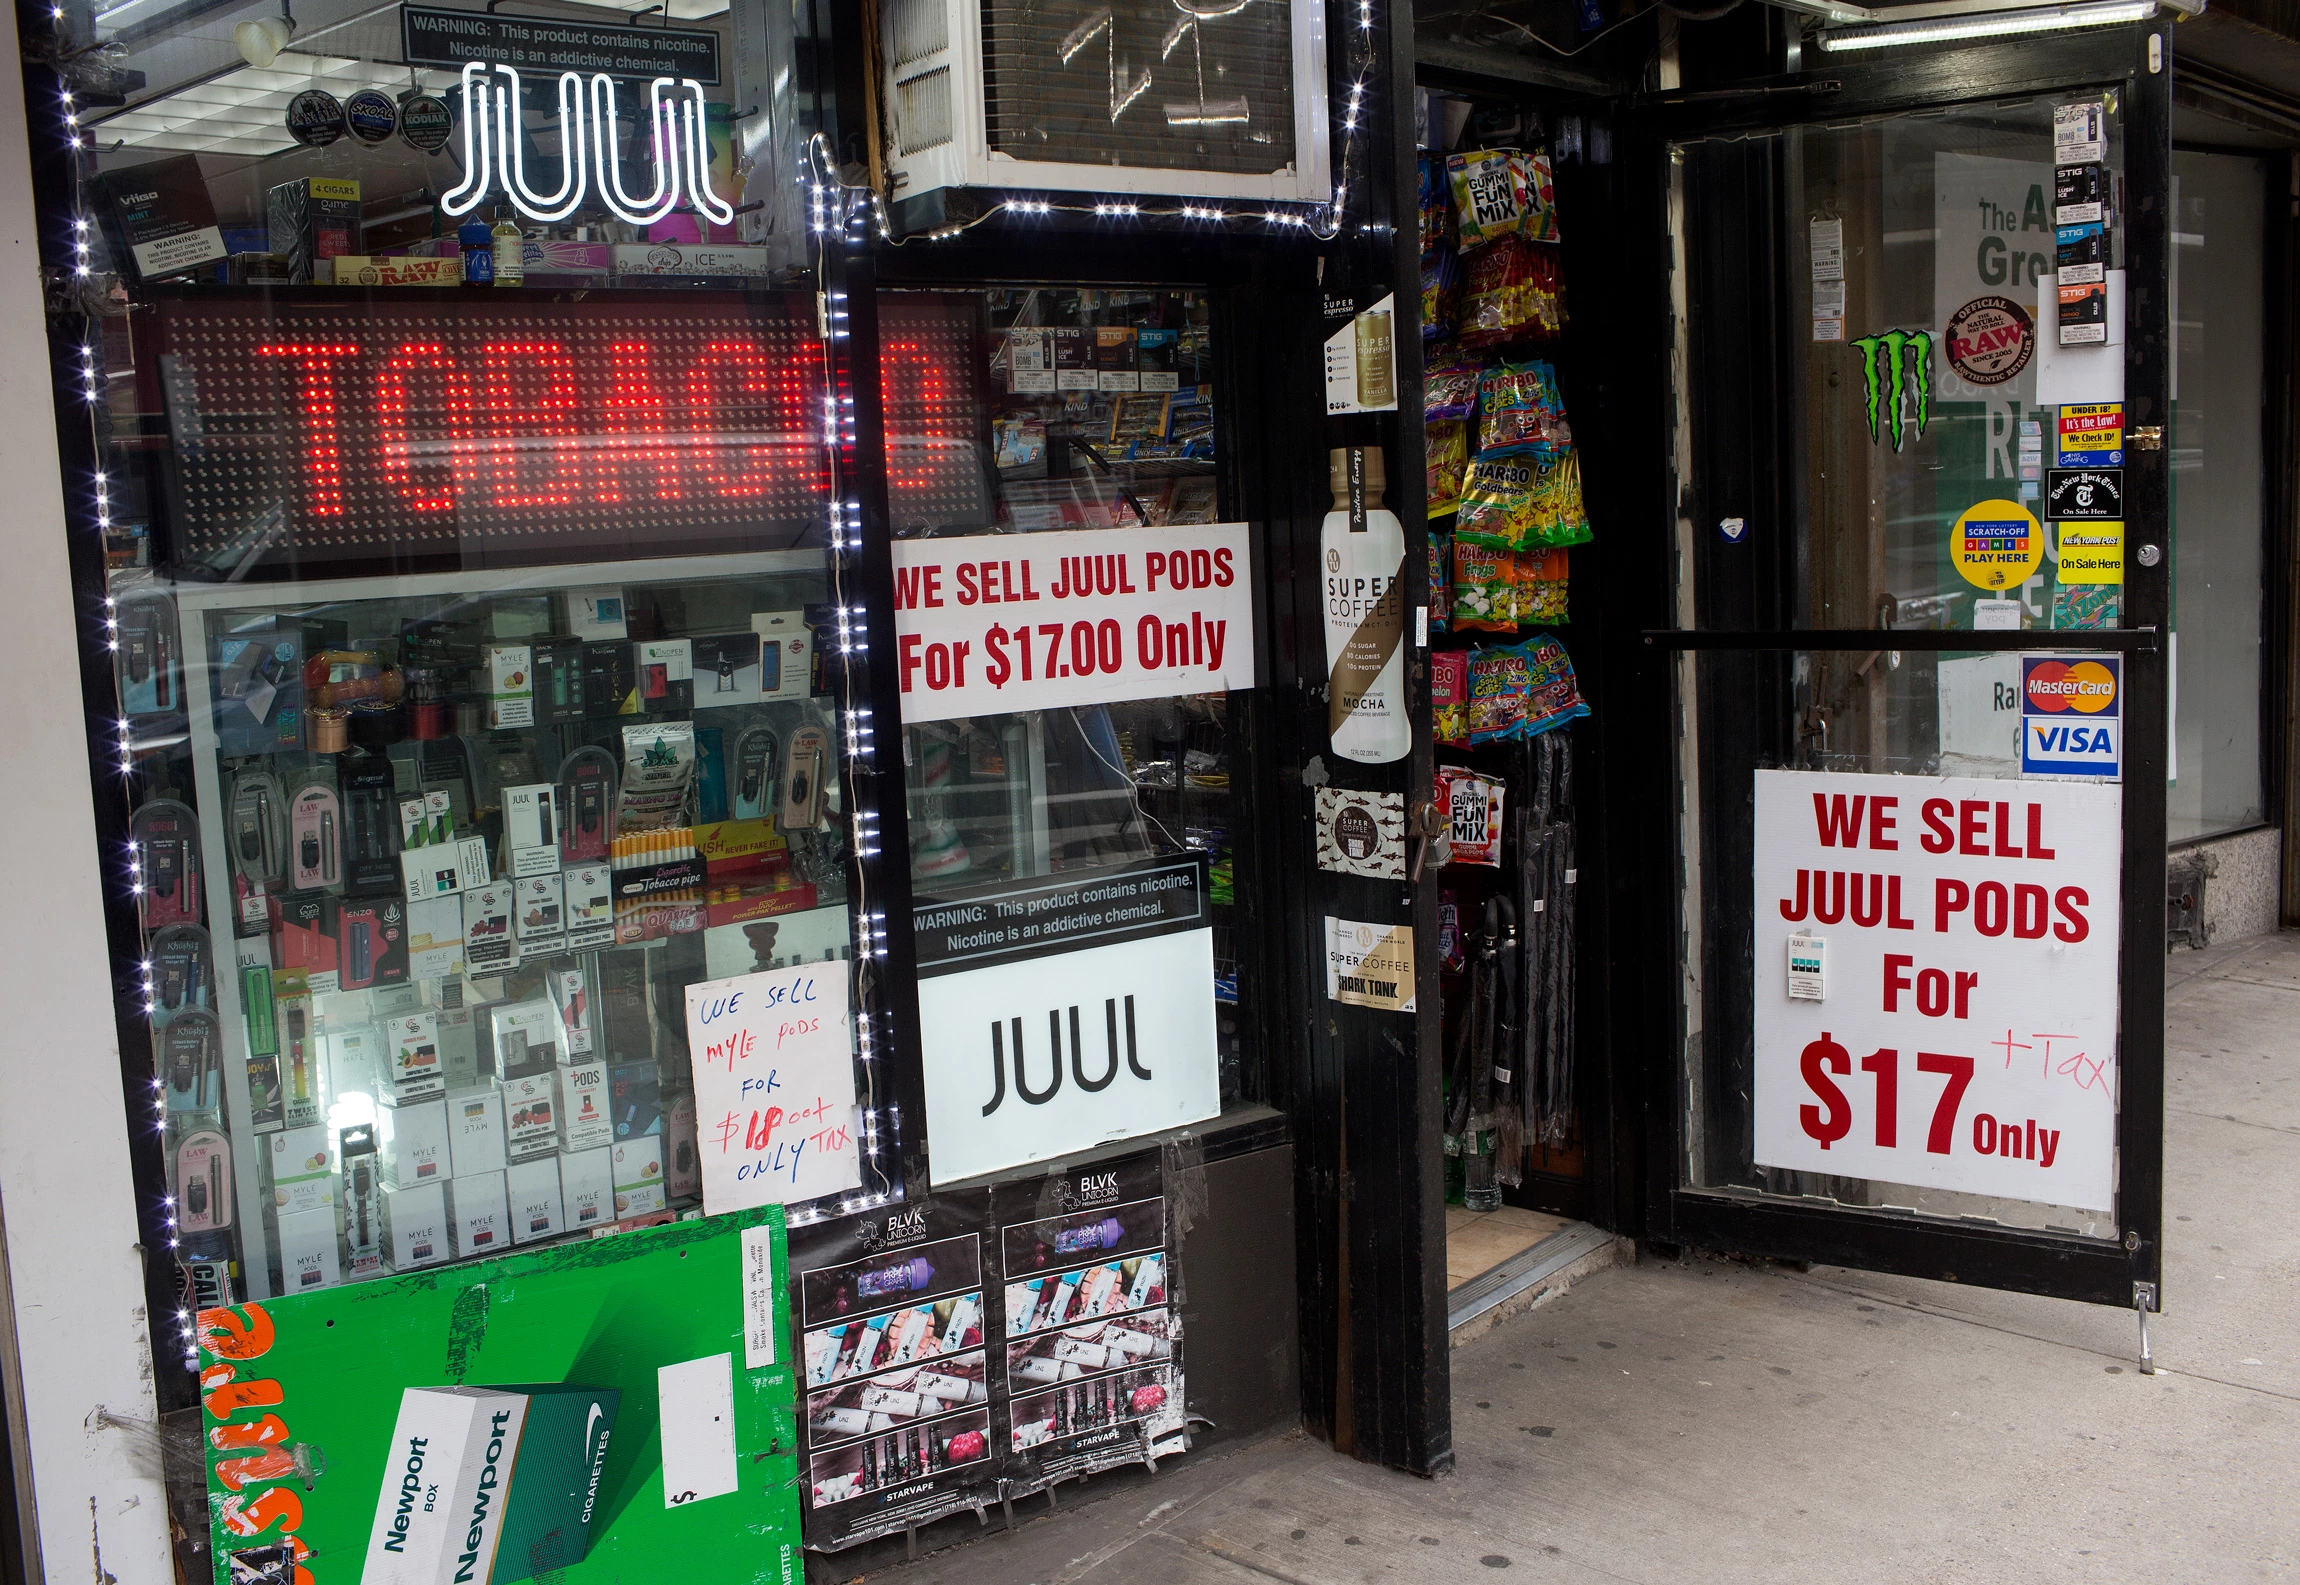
[2025,659,2117,713]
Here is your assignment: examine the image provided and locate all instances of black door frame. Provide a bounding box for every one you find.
[1625,21,2172,1312]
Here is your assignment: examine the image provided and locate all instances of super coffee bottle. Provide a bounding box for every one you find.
[1322,446,1410,764]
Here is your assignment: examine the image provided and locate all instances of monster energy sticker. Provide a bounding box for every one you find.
[1852,330,1935,450]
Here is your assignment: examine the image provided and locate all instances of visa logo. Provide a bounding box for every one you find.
[2029,723,2116,756]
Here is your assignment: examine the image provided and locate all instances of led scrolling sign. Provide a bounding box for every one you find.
[150,298,986,570]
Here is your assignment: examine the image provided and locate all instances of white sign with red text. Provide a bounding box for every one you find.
[891,524,1255,724]
[1752,770,2122,1212]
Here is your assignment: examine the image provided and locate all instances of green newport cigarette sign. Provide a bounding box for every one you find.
[196,1209,800,1585]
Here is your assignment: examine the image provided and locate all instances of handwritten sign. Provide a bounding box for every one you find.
[1752,770,2122,1211]
[683,964,862,1213]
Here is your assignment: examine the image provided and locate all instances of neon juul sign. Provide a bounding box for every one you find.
[440,62,733,228]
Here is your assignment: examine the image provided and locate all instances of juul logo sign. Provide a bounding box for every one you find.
[982,999,1151,1116]
[441,62,733,227]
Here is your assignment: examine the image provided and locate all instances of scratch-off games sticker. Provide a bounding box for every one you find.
[1951,498,2044,592]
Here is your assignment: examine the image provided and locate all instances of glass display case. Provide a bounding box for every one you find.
[156,551,849,1297]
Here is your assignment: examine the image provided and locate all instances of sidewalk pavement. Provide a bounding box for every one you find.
[843,931,2300,1584]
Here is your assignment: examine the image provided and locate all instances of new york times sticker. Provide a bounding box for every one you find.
[1945,296,2034,386]
[1952,498,2044,592]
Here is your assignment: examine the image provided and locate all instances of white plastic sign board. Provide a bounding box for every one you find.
[1752,770,2121,1212]
[911,856,1221,1184]
[891,524,1254,724]
[682,962,862,1212]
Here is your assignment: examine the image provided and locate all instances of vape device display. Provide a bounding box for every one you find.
[558,1060,612,1151]
[559,1145,613,1228]
[176,1130,232,1232]
[227,771,287,893]
[339,755,399,894]
[781,726,829,831]
[691,632,761,706]
[531,636,586,724]
[275,1206,341,1291]
[386,1011,444,1099]
[114,590,182,719]
[558,747,616,864]
[752,609,813,701]
[447,1087,508,1177]
[505,1155,565,1243]
[338,906,379,989]
[375,1094,448,1187]
[446,1171,509,1256]
[131,799,204,929]
[502,1069,562,1163]
[731,726,779,821]
[162,1010,223,1114]
[505,783,561,876]
[339,1123,383,1273]
[287,784,341,892]
[150,925,215,1020]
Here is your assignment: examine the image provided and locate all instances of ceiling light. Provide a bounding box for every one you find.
[1817,0,2156,50]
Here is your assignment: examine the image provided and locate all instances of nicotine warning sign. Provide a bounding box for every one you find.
[1751,770,2122,1212]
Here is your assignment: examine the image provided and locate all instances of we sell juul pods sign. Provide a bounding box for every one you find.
[913,855,1220,1183]
[1753,770,2122,1212]
[891,525,1254,724]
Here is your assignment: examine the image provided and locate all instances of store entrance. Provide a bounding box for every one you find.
[1639,23,2174,1315]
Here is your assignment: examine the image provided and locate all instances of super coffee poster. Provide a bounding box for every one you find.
[196,1209,800,1584]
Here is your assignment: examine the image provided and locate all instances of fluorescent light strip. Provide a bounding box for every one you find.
[1818,0,2155,50]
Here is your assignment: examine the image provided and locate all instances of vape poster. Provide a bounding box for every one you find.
[194,1208,799,1585]
[996,1149,1186,1487]
[791,1190,1000,1549]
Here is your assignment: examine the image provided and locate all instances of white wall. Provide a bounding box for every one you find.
[0,10,174,1580]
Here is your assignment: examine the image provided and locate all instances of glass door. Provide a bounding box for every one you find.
[1649,27,2171,1311]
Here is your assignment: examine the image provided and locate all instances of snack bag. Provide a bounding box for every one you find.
[1518,633,1592,737]
[1432,648,1470,746]
[1467,644,1533,743]
[1456,454,1539,552]
[1439,891,1466,972]
[1424,363,1482,423]
[1452,540,1518,632]
[1446,148,1528,248]
[1519,547,1569,623]
[1522,153,1561,242]
[1418,154,1455,259]
[1436,766,1505,866]
[1528,451,1594,548]
[1421,250,1460,344]
[1426,422,1470,518]
[1428,535,1453,634]
[1460,237,1539,348]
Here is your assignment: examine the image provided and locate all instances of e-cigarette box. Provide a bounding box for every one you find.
[506,1155,565,1244]
[502,1069,561,1163]
[752,610,814,701]
[512,873,565,954]
[636,638,694,711]
[462,883,516,972]
[503,784,561,878]
[486,644,534,729]
[266,1126,334,1217]
[488,999,561,1076]
[405,895,464,981]
[547,966,594,1055]
[445,1171,509,1258]
[611,1137,665,1217]
[275,895,339,989]
[381,1180,449,1270]
[446,1088,507,1177]
[691,632,761,707]
[385,1011,445,1101]
[564,865,614,950]
[531,637,587,725]
[609,1061,662,1138]
[275,1206,341,1292]
[582,641,640,716]
[558,1059,613,1151]
[376,1094,449,1188]
[559,1146,613,1230]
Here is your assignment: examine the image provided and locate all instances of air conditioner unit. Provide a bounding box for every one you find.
[881,0,1332,215]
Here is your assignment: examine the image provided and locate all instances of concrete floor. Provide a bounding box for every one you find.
[837,932,2300,1583]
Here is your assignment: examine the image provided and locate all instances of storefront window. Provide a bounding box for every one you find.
[884,287,1254,1184]
[2169,151,2269,842]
